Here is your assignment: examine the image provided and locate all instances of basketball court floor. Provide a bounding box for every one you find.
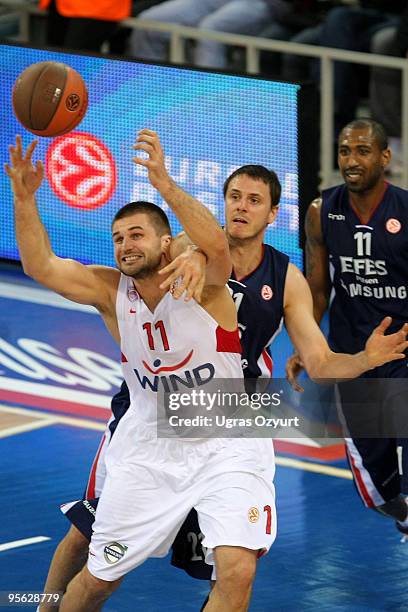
[0,263,407,611]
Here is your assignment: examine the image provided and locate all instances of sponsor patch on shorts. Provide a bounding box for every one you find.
[103,542,128,564]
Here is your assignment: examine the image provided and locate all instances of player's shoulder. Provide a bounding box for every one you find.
[386,182,408,201]
[309,196,322,210]
[305,196,325,241]
[306,187,344,225]
[306,196,322,220]
[87,265,120,294]
[263,243,289,266]
[319,183,348,211]
[87,265,120,281]
[321,183,345,198]
[286,262,303,279]
[283,263,308,300]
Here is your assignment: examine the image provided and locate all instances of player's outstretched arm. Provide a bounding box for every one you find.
[133,129,230,286]
[286,198,330,390]
[5,136,117,308]
[284,264,408,381]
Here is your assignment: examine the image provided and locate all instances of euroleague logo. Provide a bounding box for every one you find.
[248,507,259,523]
[65,93,81,112]
[261,285,273,301]
[385,218,402,234]
[46,133,117,209]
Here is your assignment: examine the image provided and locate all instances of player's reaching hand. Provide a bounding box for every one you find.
[133,129,170,193]
[285,352,305,393]
[133,128,231,289]
[363,317,408,369]
[5,136,44,200]
[159,246,207,302]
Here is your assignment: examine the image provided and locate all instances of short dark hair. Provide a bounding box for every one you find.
[340,118,388,151]
[112,201,171,236]
[223,165,281,208]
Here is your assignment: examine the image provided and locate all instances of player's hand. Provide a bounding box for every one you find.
[285,352,305,393]
[133,129,171,192]
[5,136,44,199]
[363,317,408,369]
[158,245,207,302]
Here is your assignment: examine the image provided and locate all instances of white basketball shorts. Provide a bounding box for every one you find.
[87,424,276,581]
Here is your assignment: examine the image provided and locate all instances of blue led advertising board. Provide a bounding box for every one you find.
[0,44,302,268]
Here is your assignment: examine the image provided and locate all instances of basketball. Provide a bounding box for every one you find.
[12,61,88,137]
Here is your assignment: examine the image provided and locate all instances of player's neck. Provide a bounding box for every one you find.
[229,237,264,280]
[133,274,167,313]
[348,179,387,223]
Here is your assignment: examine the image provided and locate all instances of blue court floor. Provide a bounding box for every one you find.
[0,266,407,611]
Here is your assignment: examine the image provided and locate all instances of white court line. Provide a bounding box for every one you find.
[0,280,97,314]
[0,404,106,432]
[0,377,112,409]
[0,536,51,552]
[0,418,58,439]
[275,456,352,479]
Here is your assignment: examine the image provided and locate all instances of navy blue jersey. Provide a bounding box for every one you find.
[111,243,289,420]
[322,183,408,355]
[229,243,289,380]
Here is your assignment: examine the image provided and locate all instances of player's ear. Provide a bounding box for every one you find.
[381,147,391,169]
[161,234,172,253]
[267,205,279,225]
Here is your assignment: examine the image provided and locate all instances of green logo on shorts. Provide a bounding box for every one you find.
[103,542,128,564]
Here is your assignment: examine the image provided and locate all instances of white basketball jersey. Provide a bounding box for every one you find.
[116,274,243,426]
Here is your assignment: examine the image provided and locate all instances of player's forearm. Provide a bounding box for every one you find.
[158,179,229,260]
[307,349,369,382]
[14,195,53,280]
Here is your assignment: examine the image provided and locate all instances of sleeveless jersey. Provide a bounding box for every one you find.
[229,244,289,380]
[110,245,289,426]
[321,183,408,354]
[116,274,242,427]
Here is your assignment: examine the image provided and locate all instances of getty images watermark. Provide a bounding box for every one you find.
[157,380,305,438]
[167,389,299,429]
[156,377,408,439]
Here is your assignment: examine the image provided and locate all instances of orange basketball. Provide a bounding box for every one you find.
[12,61,88,137]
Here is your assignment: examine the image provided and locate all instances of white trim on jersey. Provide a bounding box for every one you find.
[255,316,284,378]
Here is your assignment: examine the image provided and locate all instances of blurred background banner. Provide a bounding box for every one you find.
[0,43,317,269]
